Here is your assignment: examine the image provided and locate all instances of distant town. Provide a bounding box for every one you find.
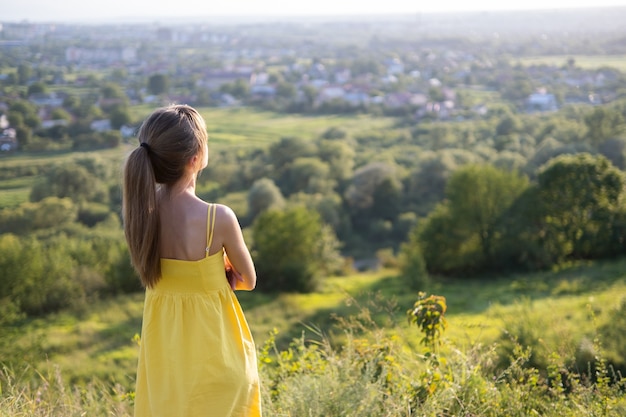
[1,7,626,152]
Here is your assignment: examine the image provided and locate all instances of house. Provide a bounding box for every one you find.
[0,113,9,129]
[250,84,276,98]
[384,93,428,109]
[90,119,112,132]
[0,128,17,152]
[334,68,351,84]
[526,91,558,112]
[385,58,404,76]
[197,69,253,91]
[316,86,346,105]
[41,119,69,129]
[29,92,64,107]
[120,125,136,138]
[344,89,370,107]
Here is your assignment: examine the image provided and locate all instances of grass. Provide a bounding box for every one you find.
[202,107,396,148]
[130,104,397,148]
[6,259,625,394]
[0,187,30,208]
[3,260,625,416]
[515,55,626,71]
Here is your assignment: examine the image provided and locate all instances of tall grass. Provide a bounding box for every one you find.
[3,297,624,416]
[2,261,625,416]
[0,365,133,417]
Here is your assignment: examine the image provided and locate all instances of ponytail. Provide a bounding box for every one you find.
[122,104,208,288]
[123,147,160,288]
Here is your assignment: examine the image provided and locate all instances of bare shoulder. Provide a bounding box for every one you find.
[213,203,238,223]
[213,204,243,234]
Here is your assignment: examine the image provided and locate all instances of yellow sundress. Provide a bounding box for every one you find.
[134,204,261,417]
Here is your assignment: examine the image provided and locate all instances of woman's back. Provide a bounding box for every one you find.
[123,105,260,416]
[134,203,262,417]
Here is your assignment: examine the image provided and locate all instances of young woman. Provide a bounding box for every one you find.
[123,104,261,416]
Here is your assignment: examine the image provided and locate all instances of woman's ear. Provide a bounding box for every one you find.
[187,154,200,171]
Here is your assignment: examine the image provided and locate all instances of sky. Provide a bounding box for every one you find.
[2,0,626,23]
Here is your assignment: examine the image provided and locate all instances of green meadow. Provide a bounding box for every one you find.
[129,105,397,148]
[515,54,626,71]
[10,259,626,390]
[3,260,625,415]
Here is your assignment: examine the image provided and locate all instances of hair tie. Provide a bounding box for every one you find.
[140,142,151,152]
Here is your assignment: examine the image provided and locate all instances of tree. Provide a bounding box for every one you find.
[584,106,624,146]
[344,162,400,234]
[419,164,529,274]
[109,106,132,129]
[220,79,249,99]
[280,157,334,196]
[276,81,296,99]
[534,153,625,261]
[148,73,169,95]
[8,100,41,129]
[252,206,340,292]
[17,64,32,85]
[495,113,522,136]
[50,108,72,122]
[399,225,429,291]
[30,163,107,204]
[27,81,47,96]
[405,154,457,215]
[268,136,316,174]
[100,82,126,99]
[318,140,355,183]
[247,178,285,221]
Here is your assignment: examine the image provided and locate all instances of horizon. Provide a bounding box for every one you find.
[2,0,626,24]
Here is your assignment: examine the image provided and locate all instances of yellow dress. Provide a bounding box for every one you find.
[134,204,261,417]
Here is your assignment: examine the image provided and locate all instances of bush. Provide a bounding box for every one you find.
[398,226,429,291]
[252,206,341,292]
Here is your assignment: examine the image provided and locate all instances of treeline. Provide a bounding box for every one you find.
[0,156,136,317]
[3,81,128,152]
[400,154,626,289]
[1,98,626,317]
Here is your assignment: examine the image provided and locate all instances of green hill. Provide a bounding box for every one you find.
[2,260,625,416]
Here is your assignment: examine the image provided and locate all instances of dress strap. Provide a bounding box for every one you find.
[205,204,217,257]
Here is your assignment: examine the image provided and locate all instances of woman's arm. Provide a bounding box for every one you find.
[216,204,257,290]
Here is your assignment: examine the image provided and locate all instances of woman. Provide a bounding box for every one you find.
[123,104,261,417]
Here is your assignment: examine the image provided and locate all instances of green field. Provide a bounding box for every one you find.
[11,259,626,388]
[2,259,625,416]
[515,55,626,71]
[0,108,398,209]
[128,105,398,148]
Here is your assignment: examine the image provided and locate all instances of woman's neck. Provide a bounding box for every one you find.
[167,172,197,197]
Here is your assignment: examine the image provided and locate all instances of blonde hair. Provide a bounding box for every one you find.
[122,104,208,288]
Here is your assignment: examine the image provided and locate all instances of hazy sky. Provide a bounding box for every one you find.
[3,0,626,23]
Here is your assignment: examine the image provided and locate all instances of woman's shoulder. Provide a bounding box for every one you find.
[212,203,239,224]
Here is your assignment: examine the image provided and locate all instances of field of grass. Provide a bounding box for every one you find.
[0,173,39,205]
[8,259,625,392]
[2,259,625,415]
[0,108,398,209]
[129,104,398,148]
[515,55,626,71]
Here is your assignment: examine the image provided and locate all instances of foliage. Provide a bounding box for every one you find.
[252,206,341,292]
[1,261,626,416]
[0,230,135,316]
[246,177,285,222]
[407,293,448,349]
[418,164,529,274]
[0,366,134,417]
[147,73,169,96]
[510,153,626,267]
[398,226,430,291]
